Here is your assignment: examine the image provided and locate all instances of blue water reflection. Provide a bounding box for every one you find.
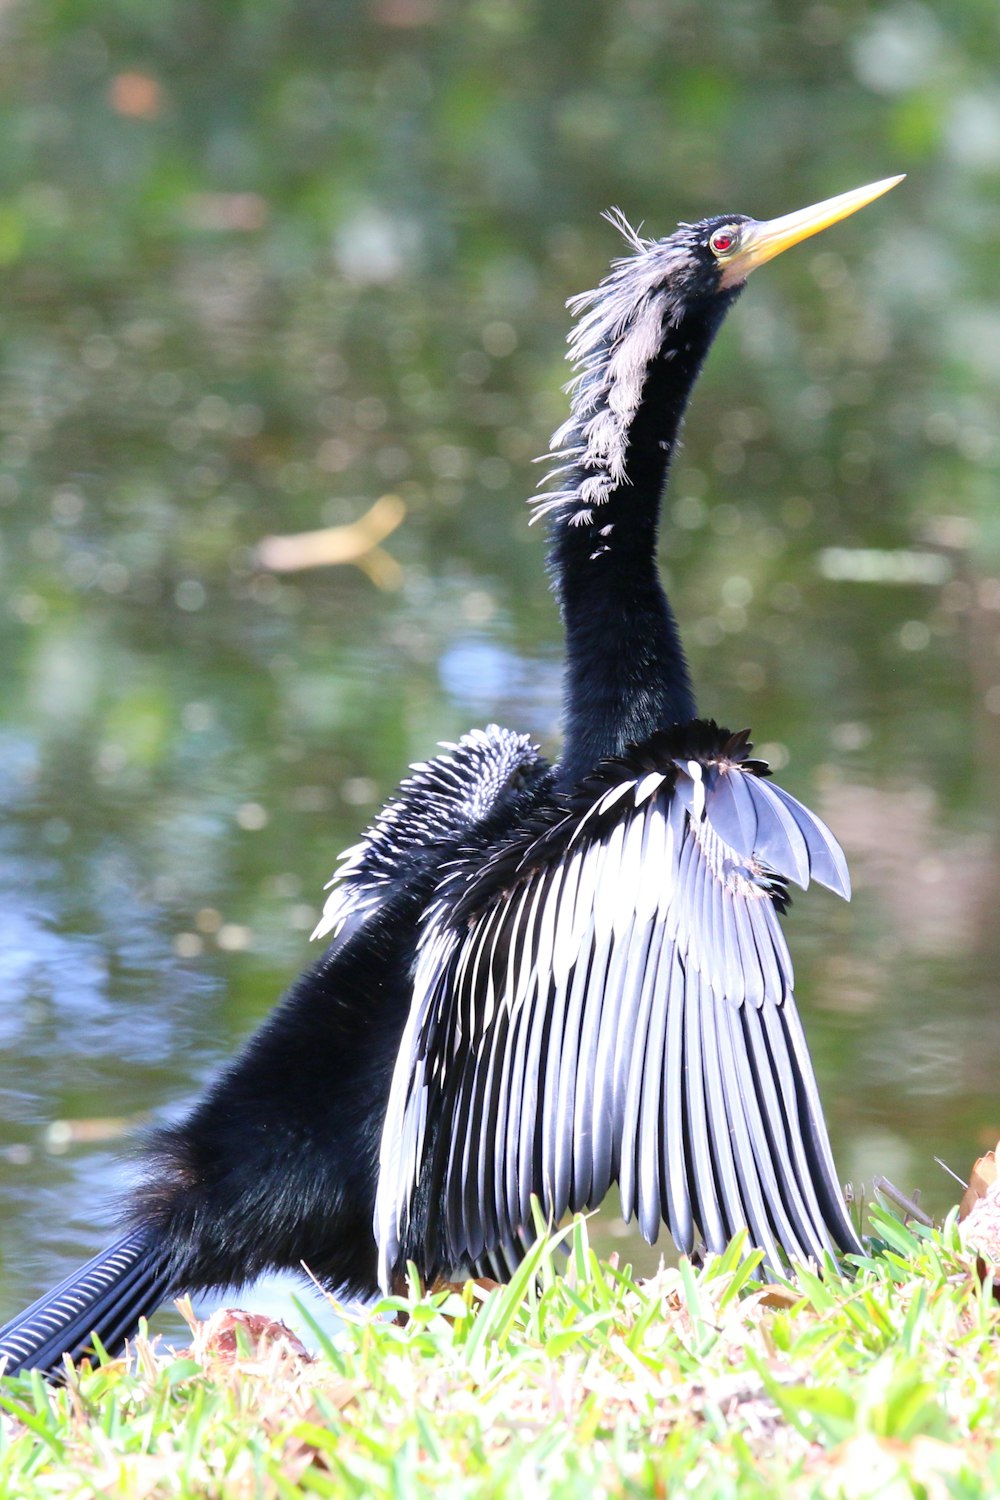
[439,636,561,736]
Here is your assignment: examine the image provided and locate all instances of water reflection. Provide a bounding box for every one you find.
[438,636,561,734]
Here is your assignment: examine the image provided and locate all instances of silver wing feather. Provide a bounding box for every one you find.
[375,741,857,1289]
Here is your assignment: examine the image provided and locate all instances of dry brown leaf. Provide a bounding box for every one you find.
[959,1140,1000,1221]
[198,1307,311,1363]
[756,1284,801,1311]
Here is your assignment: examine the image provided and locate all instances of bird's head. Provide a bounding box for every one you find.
[537,175,903,528]
[636,174,905,309]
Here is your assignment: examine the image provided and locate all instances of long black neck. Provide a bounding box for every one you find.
[550,295,737,787]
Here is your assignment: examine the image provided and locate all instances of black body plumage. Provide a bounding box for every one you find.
[0,195,872,1376]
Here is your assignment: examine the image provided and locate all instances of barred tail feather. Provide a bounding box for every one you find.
[0,1228,174,1376]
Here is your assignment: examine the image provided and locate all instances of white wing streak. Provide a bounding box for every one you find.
[375,757,856,1288]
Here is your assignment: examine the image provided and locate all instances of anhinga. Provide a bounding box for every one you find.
[0,175,901,1376]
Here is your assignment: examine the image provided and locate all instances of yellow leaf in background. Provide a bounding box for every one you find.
[258,495,406,588]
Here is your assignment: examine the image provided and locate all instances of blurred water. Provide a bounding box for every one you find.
[3,0,1000,1334]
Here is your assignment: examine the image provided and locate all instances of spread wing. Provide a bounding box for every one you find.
[375,729,857,1288]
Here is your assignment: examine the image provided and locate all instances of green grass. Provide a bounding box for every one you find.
[2,1208,1000,1498]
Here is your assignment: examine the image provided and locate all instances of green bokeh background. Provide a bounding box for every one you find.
[2,0,1000,1329]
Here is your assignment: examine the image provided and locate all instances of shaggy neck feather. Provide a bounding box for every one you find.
[541,280,740,787]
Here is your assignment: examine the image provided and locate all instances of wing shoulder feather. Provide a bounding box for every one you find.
[312,724,545,944]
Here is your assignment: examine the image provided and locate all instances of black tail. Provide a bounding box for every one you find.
[0,1228,175,1376]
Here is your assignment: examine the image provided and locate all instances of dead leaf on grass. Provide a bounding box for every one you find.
[756,1284,801,1311]
[198,1307,311,1363]
[958,1142,999,1221]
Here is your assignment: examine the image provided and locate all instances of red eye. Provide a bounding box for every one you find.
[710,229,735,255]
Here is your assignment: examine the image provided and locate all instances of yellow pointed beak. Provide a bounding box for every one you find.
[718,174,905,288]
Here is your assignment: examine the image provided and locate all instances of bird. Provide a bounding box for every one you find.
[0,174,901,1376]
